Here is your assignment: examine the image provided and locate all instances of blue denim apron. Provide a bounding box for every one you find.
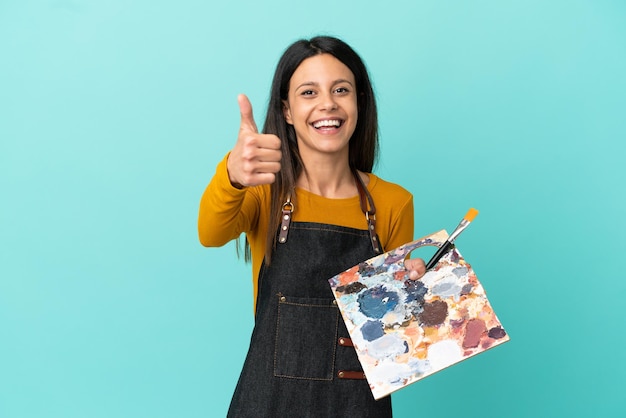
[227,179,392,417]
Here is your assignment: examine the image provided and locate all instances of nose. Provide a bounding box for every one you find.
[318,91,338,111]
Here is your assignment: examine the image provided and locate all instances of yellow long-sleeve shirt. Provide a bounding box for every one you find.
[198,154,414,306]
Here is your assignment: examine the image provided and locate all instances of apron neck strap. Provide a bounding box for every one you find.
[277,171,382,254]
[353,170,382,254]
[278,195,294,244]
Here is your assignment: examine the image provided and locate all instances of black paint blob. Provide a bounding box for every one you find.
[337,282,367,294]
[488,327,507,339]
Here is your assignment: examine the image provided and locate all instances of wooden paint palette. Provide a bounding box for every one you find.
[328,230,509,399]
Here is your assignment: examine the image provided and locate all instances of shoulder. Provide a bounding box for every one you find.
[365,173,414,251]
[366,173,413,203]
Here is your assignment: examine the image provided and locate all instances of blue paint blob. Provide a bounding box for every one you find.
[461,283,473,295]
[432,281,462,298]
[361,320,385,341]
[452,266,469,277]
[358,264,377,277]
[357,286,400,319]
[432,282,454,293]
[404,280,428,303]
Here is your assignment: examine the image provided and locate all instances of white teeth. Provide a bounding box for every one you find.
[313,119,341,128]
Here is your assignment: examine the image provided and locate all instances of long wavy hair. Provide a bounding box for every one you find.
[247,36,379,263]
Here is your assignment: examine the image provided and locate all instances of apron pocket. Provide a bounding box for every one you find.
[274,295,339,381]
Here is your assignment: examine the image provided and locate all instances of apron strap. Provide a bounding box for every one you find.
[353,170,382,254]
[277,171,382,254]
[278,197,294,244]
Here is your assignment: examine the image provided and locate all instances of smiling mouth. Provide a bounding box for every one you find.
[312,119,343,129]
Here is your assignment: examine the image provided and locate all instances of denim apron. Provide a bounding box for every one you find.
[227,177,393,418]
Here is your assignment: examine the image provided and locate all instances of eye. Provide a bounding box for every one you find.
[301,89,316,96]
[334,87,350,94]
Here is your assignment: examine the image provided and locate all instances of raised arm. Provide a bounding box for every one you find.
[198,95,282,247]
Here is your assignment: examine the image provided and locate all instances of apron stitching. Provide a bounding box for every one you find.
[291,226,372,237]
[331,305,339,380]
[273,301,281,378]
[273,374,333,381]
[279,302,338,308]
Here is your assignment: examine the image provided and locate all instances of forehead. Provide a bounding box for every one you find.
[289,53,355,87]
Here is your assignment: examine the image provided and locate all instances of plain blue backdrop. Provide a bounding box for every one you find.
[1,1,625,417]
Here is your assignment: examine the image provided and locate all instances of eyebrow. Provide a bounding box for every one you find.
[295,79,355,91]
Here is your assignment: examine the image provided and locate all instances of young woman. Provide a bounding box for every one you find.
[198,36,425,417]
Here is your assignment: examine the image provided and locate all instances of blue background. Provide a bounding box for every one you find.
[1,1,625,417]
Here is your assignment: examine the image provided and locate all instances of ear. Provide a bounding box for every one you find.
[282,100,293,125]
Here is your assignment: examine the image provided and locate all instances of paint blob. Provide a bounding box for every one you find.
[488,326,507,339]
[361,320,385,341]
[357,286,400,319]
[427,340,463,371]
[463,318,487,349]
[418,300,448,327]
[367,334,409,360]
[336,281,367,294]
[404,279,427,303]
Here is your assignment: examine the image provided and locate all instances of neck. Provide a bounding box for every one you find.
[297,159,356,198]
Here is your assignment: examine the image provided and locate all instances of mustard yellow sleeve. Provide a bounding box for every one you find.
[385,194,414,252]
[197,153,261,247]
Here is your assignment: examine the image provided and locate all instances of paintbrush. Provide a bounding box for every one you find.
[425,208,479,270]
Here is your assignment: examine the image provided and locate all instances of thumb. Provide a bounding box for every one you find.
[238,94,258,133]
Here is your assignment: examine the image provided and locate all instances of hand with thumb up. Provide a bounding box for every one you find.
[227,94,283,188]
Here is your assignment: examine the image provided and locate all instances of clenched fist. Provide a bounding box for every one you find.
[227,94,283,188]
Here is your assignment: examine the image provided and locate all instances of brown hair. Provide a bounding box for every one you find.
[246,36,379,263]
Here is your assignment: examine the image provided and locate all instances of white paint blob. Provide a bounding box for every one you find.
[427,340,463,371]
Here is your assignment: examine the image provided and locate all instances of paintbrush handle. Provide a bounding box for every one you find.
[425,241,455,270]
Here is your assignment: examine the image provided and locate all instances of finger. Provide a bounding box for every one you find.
[249,172,277,185]
[406,258,426,280]
[254,147,282,163]
[237,163,279,185]
[238,94,258,133]
[258,134,282,151]
[254,162,282,176]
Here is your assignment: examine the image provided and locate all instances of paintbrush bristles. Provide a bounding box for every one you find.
[464,208,479,222]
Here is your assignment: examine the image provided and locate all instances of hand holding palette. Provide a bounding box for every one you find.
[328,229,509,400]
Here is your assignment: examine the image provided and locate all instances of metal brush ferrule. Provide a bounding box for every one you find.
[448,219,470,243]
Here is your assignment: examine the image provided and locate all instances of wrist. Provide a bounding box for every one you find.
[226,153,244,189]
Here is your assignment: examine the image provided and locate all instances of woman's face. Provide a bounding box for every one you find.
[283,53,358,163]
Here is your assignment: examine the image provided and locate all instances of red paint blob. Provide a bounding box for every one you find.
[463,318,487,349]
